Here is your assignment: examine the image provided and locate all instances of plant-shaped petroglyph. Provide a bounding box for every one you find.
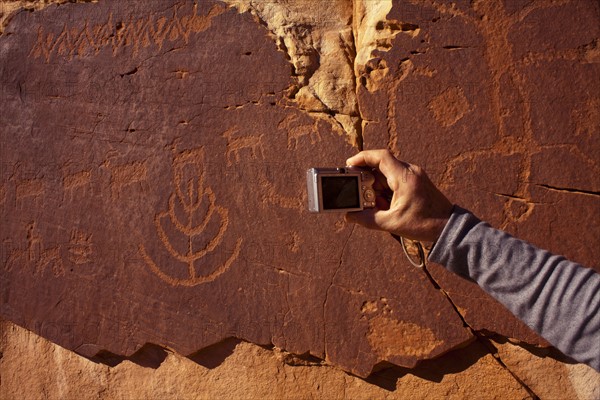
[139,147,242,287]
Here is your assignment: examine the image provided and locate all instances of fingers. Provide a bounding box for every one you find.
[348,150,417,193]
[346,149,389,169]
[346,150,407,182]
[345,208,392,231]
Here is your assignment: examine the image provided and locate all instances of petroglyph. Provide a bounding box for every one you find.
[388,0,588,229]
[67,229,93,265]
[257,170,304,211]
[30,3,227,62]
[15,178,45,201]
[4,223,65,277]
[333,220,346,233]
[278,114,322,150]
[361,297,391,316]
[286,232,301,253]
[572,97,600,139]
[103,160,148,198]
[139,147,242,287]
[386,59,414,156]
[62,170,92,202]
[222,127,265,166]
[428,86,470,127]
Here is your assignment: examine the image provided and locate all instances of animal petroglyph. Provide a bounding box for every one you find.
[103,160,148,198]
[4,223,65,277]
[572,97,600,139]
[62,170,92,202]
[222,127,265,166]
[139,147,242,287]
[258,170,304,211]
[278,114,323,150]
[15,178,45,201]
[30,3,227,62]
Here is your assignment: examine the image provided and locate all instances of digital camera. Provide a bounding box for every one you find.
[306,167,376,213]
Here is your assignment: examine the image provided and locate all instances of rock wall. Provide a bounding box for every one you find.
[1,0,599,398]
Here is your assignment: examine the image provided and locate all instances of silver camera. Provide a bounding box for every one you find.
[306,167,376,213]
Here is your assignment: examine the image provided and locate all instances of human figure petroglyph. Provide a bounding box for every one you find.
[139,146,242,287]
[25,223,65,277]
[2,223,65,277]
[222,127,265,166]
[388,0,582,229]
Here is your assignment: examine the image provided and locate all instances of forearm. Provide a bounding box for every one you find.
[429,206,600,371]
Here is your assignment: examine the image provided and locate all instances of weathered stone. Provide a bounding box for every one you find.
[358,0,600,345]
[491,337,600,400]
[222,0,361,145]
[0,319,532,399]
[1,0,598,395]
[0,0,472,378]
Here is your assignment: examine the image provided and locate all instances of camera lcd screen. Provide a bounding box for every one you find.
[321,176,360,209]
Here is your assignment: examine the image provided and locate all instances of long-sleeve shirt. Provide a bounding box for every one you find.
[428,206,600,371]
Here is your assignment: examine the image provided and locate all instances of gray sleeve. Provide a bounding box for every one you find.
[428,206,600,371]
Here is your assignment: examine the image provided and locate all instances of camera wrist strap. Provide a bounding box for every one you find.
[391,234,425,268]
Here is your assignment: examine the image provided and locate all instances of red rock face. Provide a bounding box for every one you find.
[1,0,598,380]
[359,0,600,343]
[0,0,474,378]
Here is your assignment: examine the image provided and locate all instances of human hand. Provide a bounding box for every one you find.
[345,150,453,243]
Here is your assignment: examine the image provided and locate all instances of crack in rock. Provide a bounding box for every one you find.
[222,0,412,149]
[415,254,541,398]
[322,225,355,359]
[537,184,600,198]
[222,0,360,146]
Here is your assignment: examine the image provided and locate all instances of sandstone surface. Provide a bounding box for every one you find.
[0,0,471,379]
[1,319,533,400]
[358,0,600,344]
[1,0,599,398]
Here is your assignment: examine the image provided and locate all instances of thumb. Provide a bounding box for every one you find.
[345,208,389,231]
